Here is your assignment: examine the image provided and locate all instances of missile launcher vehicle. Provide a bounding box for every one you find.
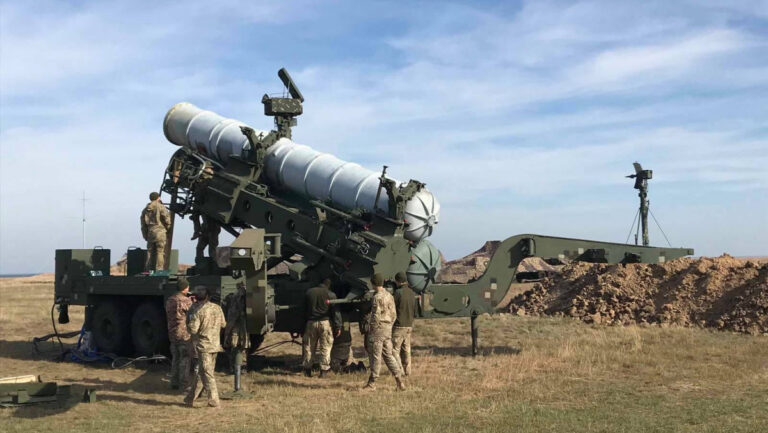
[53,69,694,357]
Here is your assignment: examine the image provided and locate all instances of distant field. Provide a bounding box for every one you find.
[1,277,767,433]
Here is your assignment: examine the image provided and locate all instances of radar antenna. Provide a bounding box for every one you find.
[626,162,652,246]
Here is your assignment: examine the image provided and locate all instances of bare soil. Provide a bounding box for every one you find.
[508,255,768,334]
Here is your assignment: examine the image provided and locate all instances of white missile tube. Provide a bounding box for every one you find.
[164,102,268,164]
[163,102,439,241]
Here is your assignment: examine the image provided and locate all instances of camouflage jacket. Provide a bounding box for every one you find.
[165,292,192,343]
[368,289,397,338]
[223,287,249,351]
[187,301,226,354]
[140,200,171,241]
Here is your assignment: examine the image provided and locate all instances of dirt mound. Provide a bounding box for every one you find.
[437,241,564,284]
[509,255,768,334]
[437,241,500,283]
[109,254,192,275]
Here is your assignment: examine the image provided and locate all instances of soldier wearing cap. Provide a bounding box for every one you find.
[392,271,416,376]
[185,286,226,408]
[165,276,193,390]
[140,192,171,271]
[302,278,342,378]
[363,273,405,391]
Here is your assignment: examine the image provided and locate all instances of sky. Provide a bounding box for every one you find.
[1,0,767,274]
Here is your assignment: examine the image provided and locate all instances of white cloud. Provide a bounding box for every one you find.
[1,0,767,272]
[577,30,744,84]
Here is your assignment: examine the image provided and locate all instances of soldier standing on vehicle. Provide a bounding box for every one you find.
[302,279,342,378]
[141,192,171,271]
[391,272,416,376]
[185,286,226,408]
[192,214,221,260]
[363,274,405,391]
[165,276,193,390]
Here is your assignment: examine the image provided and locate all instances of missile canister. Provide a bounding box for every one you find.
[406,239,442,291]
[163,102,440,242]
[163,102,269,164]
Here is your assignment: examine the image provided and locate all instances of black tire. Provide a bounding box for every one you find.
[131,301,169,356]
[92,299,132,355]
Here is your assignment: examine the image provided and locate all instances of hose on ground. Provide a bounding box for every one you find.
[33,301,169,368]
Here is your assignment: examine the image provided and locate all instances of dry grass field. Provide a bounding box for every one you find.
[1,275,767,432]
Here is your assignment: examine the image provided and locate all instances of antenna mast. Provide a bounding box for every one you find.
[81,191,87,248]
[626,162,652,246]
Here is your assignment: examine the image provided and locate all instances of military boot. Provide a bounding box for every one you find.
[361,376,376,391]
[318,369,330,378]
[395,376,406,391]
[303,368,313,378]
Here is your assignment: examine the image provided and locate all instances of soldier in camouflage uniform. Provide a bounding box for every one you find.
[165,276,193,390]
[192,214,221,260]
[363,274,405,391]
[330,322,354,372]
[391,272,416,376]
[357,289,374,358]
[186,293,203,382]
[302,279,342,378]
[140,192,171,271]
[223,283,250,376]
[185,286,226,408]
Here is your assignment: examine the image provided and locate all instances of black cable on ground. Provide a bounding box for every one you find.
[35,303,169,368]
[50,302,66,359]
[251,339,301,355]
[111,354,169,369]
[32,330,79,355]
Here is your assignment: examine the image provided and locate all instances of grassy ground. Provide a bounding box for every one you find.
[1,277,767,432]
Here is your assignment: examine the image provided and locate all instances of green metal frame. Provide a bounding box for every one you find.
[422,234,693,318]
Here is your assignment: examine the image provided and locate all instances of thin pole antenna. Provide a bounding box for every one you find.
[81,191,87,248]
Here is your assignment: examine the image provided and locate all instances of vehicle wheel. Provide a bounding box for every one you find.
[131,301,169,356]
[92,299,132,355]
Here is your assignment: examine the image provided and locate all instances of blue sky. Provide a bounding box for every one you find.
[1,0,767,273]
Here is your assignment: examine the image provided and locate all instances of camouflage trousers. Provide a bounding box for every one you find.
[367,330,403,380]
[169,341,190,388]
[195,231,219,259]
[146,236,166,271]
[391,326,412,376]
[186,352,219,405]
[330,323,353,370]
[302,320,333,371]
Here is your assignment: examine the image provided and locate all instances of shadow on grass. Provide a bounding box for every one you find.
[95,392,184,407]
[10,392,84,419]
[246,354,302,374]
[412,345,521,357]
[0,339,65,362]
[254,377,340,390]
[76,365,175,393]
